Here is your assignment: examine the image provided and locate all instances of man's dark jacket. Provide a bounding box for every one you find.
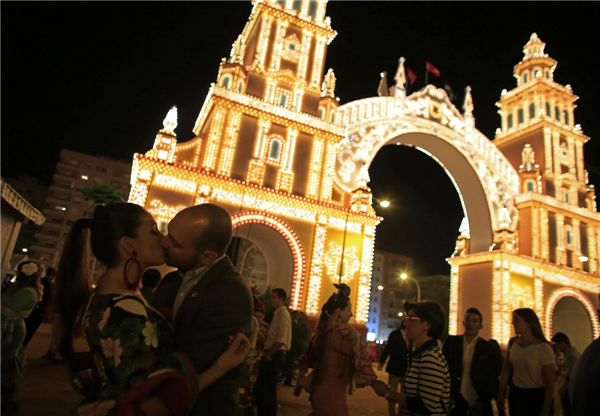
[379,328,408,378]
[152,257,253,416]
[442,335,501,416]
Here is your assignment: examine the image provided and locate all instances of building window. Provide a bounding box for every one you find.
[526,181,535,192]
[373,308,377,313]
[96,166,107,173]
[318,108,325,120]
[555,106,560,121]
[237,80,243,92]
[330,110,336,123]
[277,0,285,6]
[221,75,231,89]
[534,69,541,78]
[278,92,289,108]
[292,0,302,11]
[546,102,551,117]
[54,205,66,211]
[372,318,377,323]
[523,72,528,83]
[565,227,573,247]
[518,108,524,124]
[564,111,569,125]
[267,138,282,162]
[546,70,550,79]
[70,160,79,166]
[565,192,570,203]
[308,0,318,18]
[81,175,89,180]
[373,297,378,302]
[507,114,513,129]
[529,103,535,119]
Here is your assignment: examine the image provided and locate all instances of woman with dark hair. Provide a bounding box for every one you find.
[497,308,555,416]
[294,283,376,416]
[370,300,451,415]
[1,261,43,415]
[58,203,250,416]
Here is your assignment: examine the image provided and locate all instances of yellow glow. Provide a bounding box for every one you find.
[400,273,407,279]
[379,200,390,208]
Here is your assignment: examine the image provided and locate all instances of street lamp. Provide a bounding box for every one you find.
[338,195,390,284]
[377,285,384,290]
[400,273,421,302]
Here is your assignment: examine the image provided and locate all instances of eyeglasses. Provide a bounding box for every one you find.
[405,316,422,322]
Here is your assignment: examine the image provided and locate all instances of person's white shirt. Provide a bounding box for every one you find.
[461,336,479,406]
[264,306,292,352]
[510,342,555,388]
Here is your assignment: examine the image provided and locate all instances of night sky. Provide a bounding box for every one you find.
[3,2,599,276]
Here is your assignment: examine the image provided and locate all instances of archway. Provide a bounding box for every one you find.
[546,287,600,352]
[334,86,520,254]
[231,212,306,310]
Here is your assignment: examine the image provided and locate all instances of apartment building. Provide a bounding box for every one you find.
[31,150,131,272]
[366,249,414,342]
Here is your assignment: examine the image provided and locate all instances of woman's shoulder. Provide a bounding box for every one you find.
[93,293,149,319]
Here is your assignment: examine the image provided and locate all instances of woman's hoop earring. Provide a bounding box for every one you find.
[123,251,142,290]
[336,315,343,324]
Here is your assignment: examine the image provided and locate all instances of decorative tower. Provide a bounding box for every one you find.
[494,32,599,273]
[129,0,381,326]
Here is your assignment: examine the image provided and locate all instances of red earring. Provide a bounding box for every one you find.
[123,250,142,290]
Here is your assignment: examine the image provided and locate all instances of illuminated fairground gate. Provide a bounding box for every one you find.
[128,1,599,346]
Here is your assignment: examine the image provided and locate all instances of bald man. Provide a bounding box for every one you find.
[153,204,253,416]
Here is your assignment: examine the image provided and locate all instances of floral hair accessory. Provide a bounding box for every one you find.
[333,283,351,298]
[21,262,39,276]
[81,184,125,205]
[255,301,265,313]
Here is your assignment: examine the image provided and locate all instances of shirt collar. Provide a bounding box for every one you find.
[410,339,439,358]
[178,254,226,280]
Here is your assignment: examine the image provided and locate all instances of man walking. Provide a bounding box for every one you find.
[552,332,580,416]
[153,204,253,416]
[253,288,291,416]
[443,308,501,416]
[378,322,409,416]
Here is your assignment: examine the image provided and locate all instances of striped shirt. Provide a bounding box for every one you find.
[400,339,451,416]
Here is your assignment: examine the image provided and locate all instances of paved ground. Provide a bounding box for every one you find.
[22,324,506,415]
[21,323,391,416]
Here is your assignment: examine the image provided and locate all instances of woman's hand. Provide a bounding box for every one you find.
[369,379,389,397]
[215,334,251,373]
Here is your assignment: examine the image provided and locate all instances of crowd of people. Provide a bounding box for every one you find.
[1,200,599,416]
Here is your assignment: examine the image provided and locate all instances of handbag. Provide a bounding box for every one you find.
[441,385,472,416]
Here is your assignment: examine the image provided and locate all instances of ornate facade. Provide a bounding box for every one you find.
[129,1,599,344]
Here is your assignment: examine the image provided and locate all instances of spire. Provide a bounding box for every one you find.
[321,68,336,98]
[377,72,389,97]
[523,33,547,61]
[498,205,512,229]
[463,86,473,116]
[393,57,407,98]
[228,35,245,65]
[521,144,535,171]
[356,162,370,188]
[161,106,178,135]
[459,217,470,237]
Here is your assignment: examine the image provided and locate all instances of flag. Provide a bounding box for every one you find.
[406,67,417,85]
[444,84,456,101]
[377,72,389,97]
[426,61,441,77]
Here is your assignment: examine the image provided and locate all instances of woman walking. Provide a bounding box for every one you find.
[497,308,555,416]
[294,283,376,416]
[1,261,43,415]
[370,300,451,415]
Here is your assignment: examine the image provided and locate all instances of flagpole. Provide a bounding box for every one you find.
[425,70,428,87]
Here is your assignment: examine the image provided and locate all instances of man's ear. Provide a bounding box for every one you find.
[200,250,218,265]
